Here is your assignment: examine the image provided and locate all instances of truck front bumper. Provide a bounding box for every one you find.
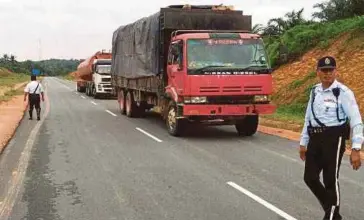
[182,104,276,116]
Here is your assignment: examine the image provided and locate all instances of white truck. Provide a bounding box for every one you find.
[76,51,114,99]
[84,59,113,98]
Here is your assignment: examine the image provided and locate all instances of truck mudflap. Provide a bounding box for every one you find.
[182,104,276,116]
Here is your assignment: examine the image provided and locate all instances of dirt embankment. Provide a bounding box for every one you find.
[272,31,364,111]
[0,95,27,153]
[259,30,364,159]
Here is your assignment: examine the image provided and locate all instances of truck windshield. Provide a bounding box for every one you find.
[187,38,270,74]
[96,65,111,74]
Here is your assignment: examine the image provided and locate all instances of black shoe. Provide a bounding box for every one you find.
[37,117,40,121]
[29,117,32,120]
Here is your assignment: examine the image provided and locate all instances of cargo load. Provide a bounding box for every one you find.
[111,5,252,79]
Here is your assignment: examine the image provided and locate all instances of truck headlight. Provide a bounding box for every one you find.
[254,95,270,102]
[184,96,207,103]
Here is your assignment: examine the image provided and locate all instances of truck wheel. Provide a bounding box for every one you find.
[125,91,138,118]
[86,86,90,96]
[166,102,186,136]
[235,115,259,136]
[118,90,126,115]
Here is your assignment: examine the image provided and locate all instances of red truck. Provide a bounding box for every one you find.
[76,50,113,98]
[111,5,276,136]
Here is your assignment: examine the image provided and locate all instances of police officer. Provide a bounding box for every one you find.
[299,56,363,220]
[24,75,45,120]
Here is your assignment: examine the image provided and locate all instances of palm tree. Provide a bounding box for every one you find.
[3,54,8,61]
[10,55,16,63]
[252,24,265,34]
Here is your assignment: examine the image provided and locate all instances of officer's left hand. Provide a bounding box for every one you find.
[350,150,361,170]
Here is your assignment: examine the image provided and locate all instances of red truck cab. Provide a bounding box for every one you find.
[164,31,276,135]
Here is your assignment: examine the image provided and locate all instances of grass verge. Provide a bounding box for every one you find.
[61,74,75,81]
[0,88,24,103]
[0,69,29,88]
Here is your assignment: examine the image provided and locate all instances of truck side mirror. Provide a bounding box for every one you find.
[259,55,267,64]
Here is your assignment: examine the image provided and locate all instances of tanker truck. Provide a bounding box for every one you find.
[76,50,114,98]
[111,4,276,136]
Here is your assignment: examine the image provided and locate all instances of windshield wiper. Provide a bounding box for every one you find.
[189,65,228,73]
[240,64,271,71]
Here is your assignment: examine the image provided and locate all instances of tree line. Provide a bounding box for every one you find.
[253,0,364,36]
[251,0,364,67]
[0,54,81,76]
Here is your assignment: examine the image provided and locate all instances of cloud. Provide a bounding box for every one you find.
[0,0,323,61]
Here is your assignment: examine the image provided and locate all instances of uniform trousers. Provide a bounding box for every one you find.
[304,126,346,220]
[28,94,41,118]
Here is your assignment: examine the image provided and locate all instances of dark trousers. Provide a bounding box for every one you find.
[28,94,41,119]
[304,130,346,220]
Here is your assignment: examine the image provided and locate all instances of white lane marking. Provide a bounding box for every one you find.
[136,127,163,143]
[227,182,297,220]
[105,110,117,116]
[91,101,98,105]
[81,96,86,99]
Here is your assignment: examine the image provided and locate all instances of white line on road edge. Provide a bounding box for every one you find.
[136,127,163,143]
[91,101,98,105]
[81,96,86,99]
[105,110,117,116]
[226,181,297,220]
[0,82,51,219]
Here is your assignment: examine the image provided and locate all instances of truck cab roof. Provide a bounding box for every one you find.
[171,32,261,41]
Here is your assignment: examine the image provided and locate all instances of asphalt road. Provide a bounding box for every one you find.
[1,77,364,220]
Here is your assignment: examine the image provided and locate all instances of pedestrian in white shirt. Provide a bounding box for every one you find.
[24,75,44,120]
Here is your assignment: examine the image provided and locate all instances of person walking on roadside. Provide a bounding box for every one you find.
[24,75,45,120]
[299,56,363,220]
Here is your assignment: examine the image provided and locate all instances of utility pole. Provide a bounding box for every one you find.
[38,38,42,61]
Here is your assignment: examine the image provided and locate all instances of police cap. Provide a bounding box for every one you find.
[317,56,336,69]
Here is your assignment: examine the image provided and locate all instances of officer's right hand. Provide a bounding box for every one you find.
[350,150,361,170]
[299,146,307,161]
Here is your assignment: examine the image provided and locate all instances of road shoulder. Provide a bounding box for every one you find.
[258,121,364,160]
[0,95,27,154]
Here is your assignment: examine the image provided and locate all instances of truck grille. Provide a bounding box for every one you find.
[102,78,111,82]
[199,86,219,93]
[222,86,241,92]
[244,86,262,92]
[200,86,262,93]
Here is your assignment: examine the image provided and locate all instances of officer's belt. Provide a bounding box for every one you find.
[307,123,349,138]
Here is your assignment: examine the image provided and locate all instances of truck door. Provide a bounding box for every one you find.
[167,40,185,96]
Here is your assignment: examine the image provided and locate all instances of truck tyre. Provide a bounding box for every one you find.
[235,115,259,136]
[118,89,126,115]
[86,85,90,96]
[92,87,98,99]
[166,102,186,136]
[125,91,138,118]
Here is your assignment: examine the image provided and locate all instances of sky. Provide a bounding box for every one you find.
[0,0,323,61]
